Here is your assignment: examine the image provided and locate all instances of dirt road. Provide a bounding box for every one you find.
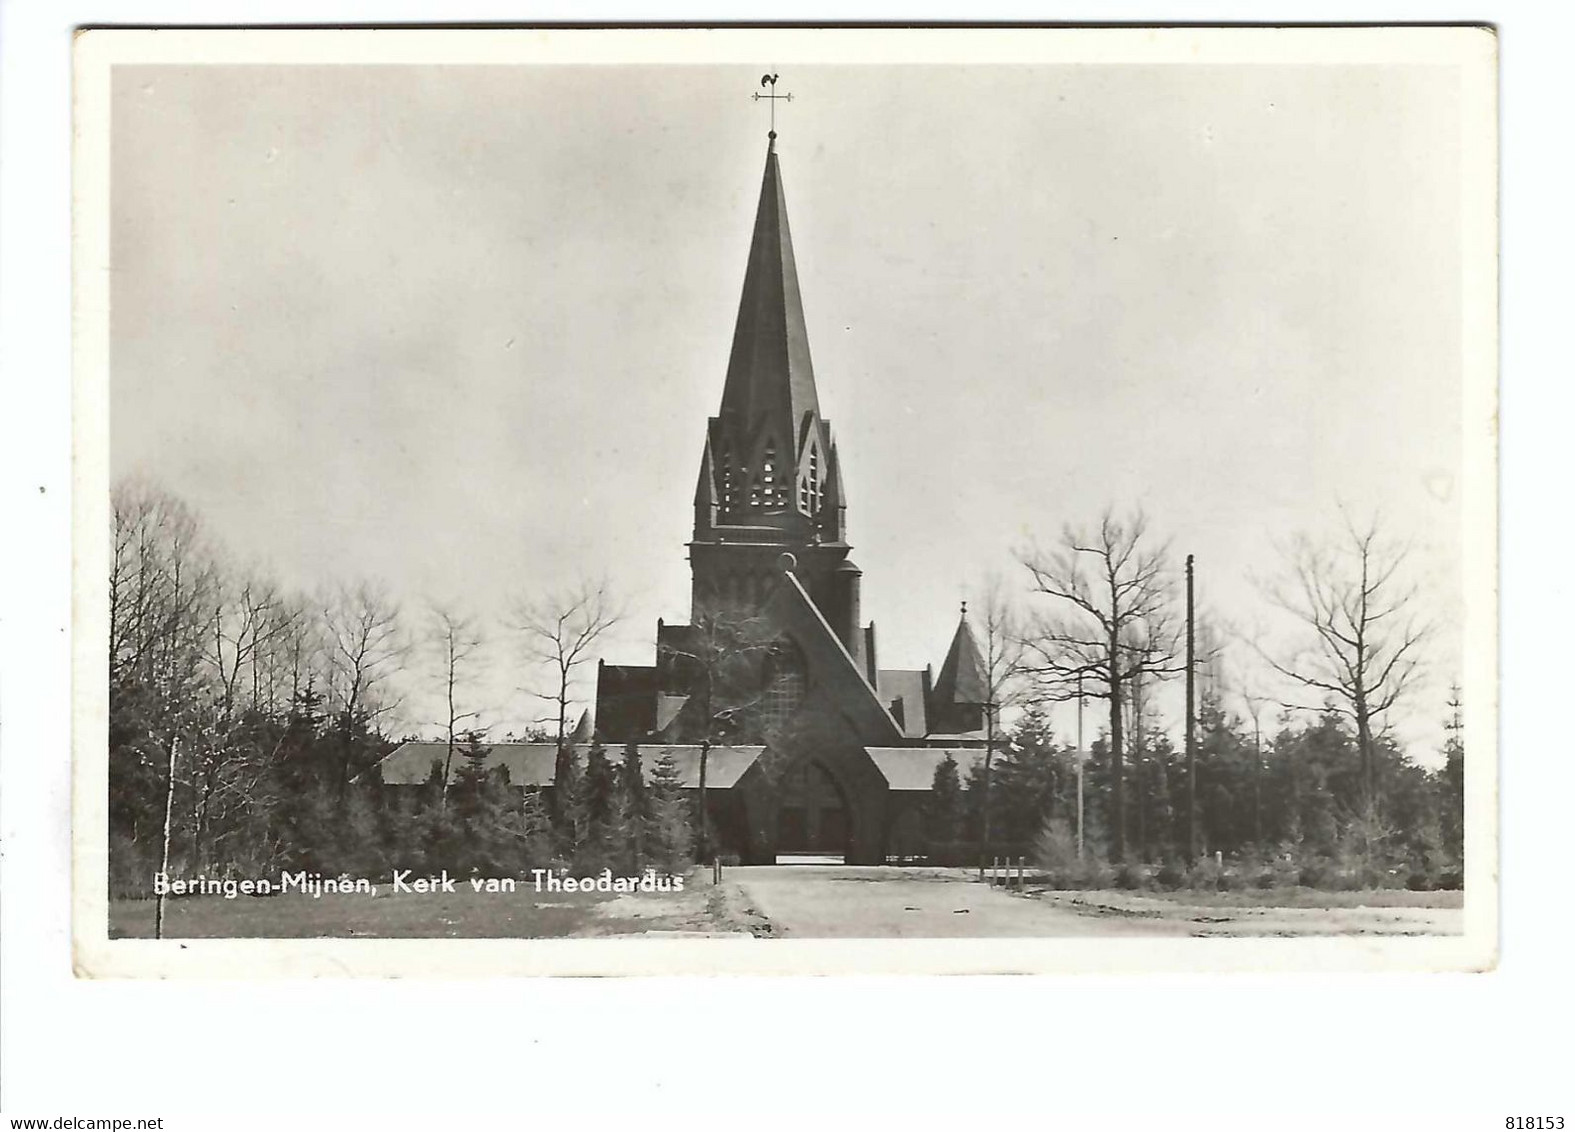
[727,864,1192,938]
[723,864,1464,938]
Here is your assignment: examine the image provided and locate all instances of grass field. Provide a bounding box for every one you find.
[108,870,745,939]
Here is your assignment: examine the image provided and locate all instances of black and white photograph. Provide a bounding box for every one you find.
[70,27,1496,976]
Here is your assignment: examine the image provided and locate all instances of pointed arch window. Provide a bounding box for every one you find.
[720,441,736,511]
[753,440,785,510]
[760,638,808,733]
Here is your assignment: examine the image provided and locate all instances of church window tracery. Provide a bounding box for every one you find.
[751,441,786,510]
[759,638,808,732]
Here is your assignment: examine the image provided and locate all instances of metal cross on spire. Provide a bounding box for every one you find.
[752,73,793,138]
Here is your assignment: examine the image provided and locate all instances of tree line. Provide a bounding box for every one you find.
[109,478,1461,896]
[107,477,685,900]
[925,689,1463,890]
[935,506,1462,890]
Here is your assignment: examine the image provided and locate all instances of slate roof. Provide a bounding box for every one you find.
[376,741,766,790]
[378,742,558,787]
[866,747,986,791]
[633,744,765,789]
[718,136,819,439]
[934,608,989,706]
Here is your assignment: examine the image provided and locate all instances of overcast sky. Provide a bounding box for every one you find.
[110,62,1467,760]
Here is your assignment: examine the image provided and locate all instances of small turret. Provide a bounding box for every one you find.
[931,603,990,734]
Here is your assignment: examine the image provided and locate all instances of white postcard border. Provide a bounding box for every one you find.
[71,24,1499,978]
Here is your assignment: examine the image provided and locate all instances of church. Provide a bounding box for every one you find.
[379,128,992,864]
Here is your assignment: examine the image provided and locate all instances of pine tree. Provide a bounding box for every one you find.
[994,710,1064,849]
[518,786,555,869]
[925,755,964,850]
[1147,734,1176,861]
[574,741,622,869]
[385,765,445,876]
[644,753,693,873]
[1194,698,1252,857]
[962,756,988,843]
[618,743,649,872]
[446,730,496,872]
[553,744,585,862]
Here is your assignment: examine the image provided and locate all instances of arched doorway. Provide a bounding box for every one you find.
[775,760,848,859]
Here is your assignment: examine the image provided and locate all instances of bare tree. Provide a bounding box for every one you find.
[109,480,221,884]
[109,478,216,704]
[1260,513,1433,809]
[247,595,316,716]
[657,601,775,864]
[111,477,177,683]
[275,597,325,713]
[429,603,484,809]
[1018,508,1182,861]
[109,478,304,896]
[514,581,621,802]
[1124,633,1162,859]
[184,690,286,873]
[207,570,285,718]
[323,581,408,798]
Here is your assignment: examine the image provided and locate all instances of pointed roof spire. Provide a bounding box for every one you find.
[934,605,989,706]
[717,138,820,439]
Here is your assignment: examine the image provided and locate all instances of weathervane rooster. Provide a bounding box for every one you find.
[752,73,792,135]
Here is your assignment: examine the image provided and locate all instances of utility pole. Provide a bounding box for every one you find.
[1185,553,1197,860]
[1076,673,1085,859]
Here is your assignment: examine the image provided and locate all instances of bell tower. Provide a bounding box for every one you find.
[688,133,866,668]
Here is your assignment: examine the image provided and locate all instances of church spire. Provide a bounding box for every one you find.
[716,137,820,441]
[934,604,990,708]
[689,130,852,625]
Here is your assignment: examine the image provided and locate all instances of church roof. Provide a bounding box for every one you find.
[866,747,986,791]
[375,741,765,790]
[595,663,658,739]
[633,744,764,789]
[933,606,990,706]
[717,136,820,443]
[377,742,558,787]
[767,570,904,744]
[876,669,930,739]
